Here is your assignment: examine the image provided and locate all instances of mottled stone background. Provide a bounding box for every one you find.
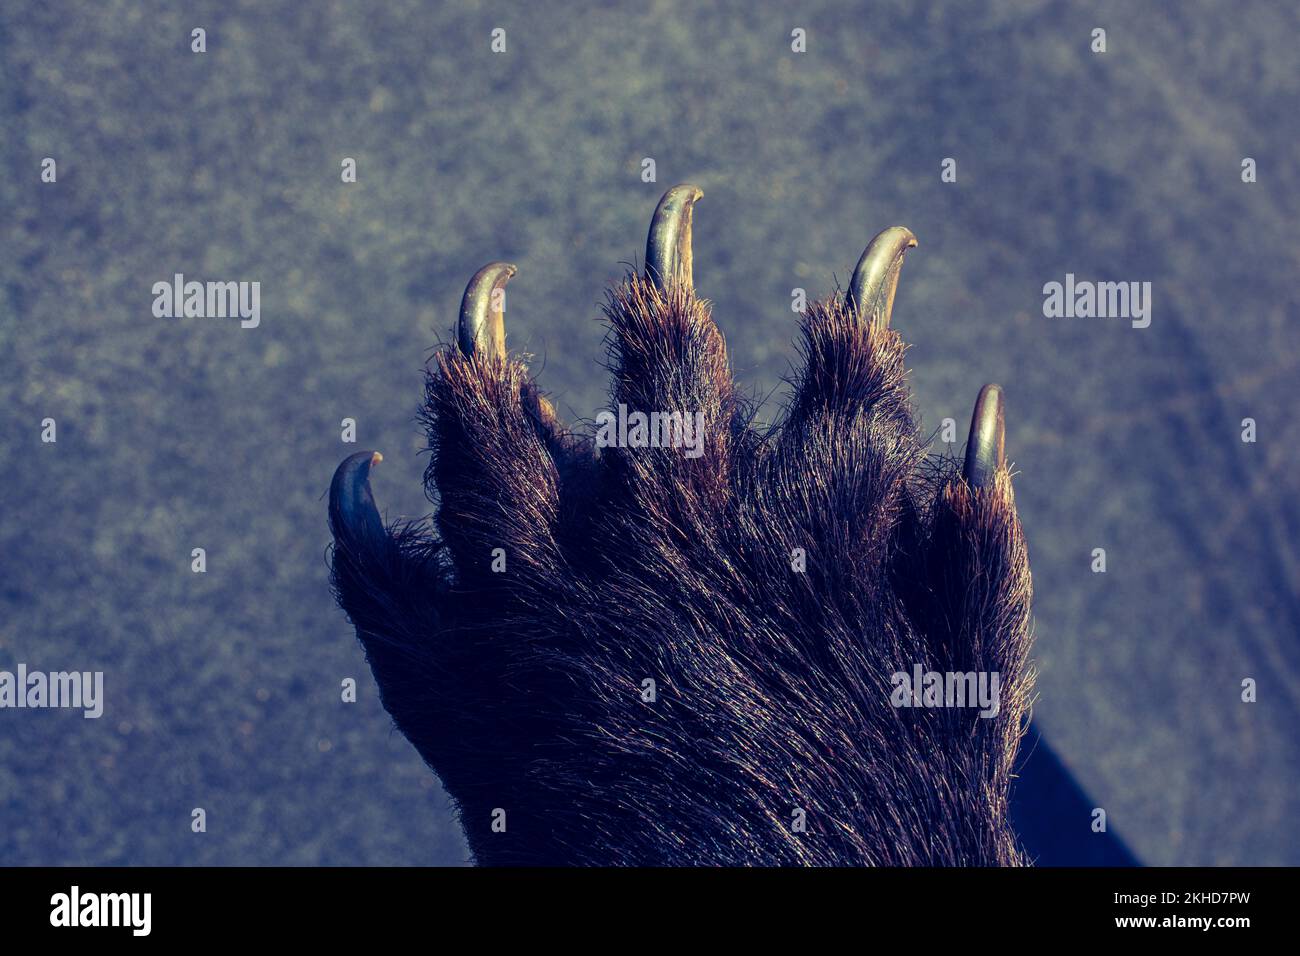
[1,0,1296,865]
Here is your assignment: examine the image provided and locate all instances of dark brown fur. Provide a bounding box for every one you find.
[330,273,1034,866]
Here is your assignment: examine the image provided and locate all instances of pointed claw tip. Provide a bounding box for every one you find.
[847,225,918,327]
[645,183,704,291]
[457,261,518,359]
[963,383,1006,488]
[330,450,388,548]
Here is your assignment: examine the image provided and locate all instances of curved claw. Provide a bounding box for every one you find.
[645,184,703,291]
[963,384,1005,489]
[329,451,389,550]
[846,226,918,328]
[457,262,517,360]
[521,383,559,432]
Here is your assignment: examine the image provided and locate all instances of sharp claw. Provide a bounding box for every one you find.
[846,226,918,328]
[645,183,703,291]
[533,393,559,430]
[457,262,517,360]
[963,384,1005,488]
[521,384,559,431]
[329,451,389,550]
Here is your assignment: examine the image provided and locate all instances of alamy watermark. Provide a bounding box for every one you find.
[595,404,706,459]
[0,664,103,718]
[50,886,150,936]
[152,273,260,328]
[890,664,1001,718]
[1042,273,1151,328]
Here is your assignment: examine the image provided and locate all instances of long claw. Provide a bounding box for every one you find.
[329,451,389,550]
[457,262,517,360]
[963,384,1005,488]
[522,384,559,430]
[846,226,918,327]
[645,183,703,291]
